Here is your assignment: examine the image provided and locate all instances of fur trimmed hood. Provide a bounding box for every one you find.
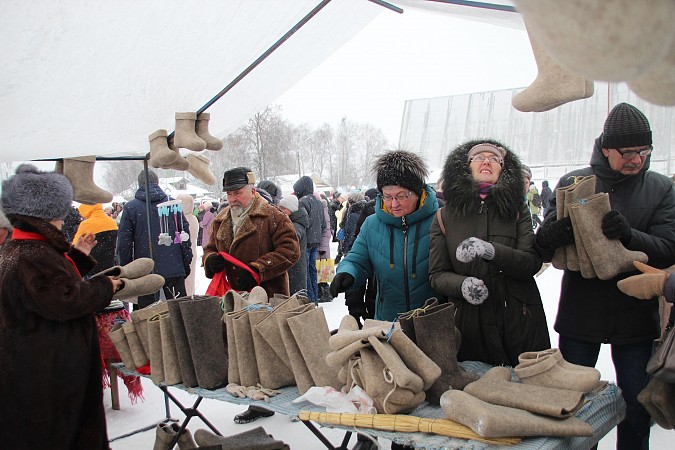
[442,139,525,221]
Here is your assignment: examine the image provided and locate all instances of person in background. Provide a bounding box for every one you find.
[61,204,82,242]
[203,167,300,425]
[0,207,12,246]
[117,169,192,309]
[534,103,675,449]
[199,201,215,249]
[429,140,550,366]
[435,177,446,207]
[329,192,344,242]
[523,165,542,229]
[316,192,333,302]
[278,194,308,296]
[257,179,282,205]
[176,194,199,296]
[0,164,122,450]
[73,203,118,277]
[540,180,553,217]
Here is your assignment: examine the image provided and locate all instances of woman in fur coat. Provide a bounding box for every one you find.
[0,164,122,450]
[428,139,550,366]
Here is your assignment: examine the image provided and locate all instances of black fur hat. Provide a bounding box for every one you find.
[372,150,429,196]
[1,164,73,220]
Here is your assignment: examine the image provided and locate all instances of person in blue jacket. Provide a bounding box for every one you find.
[329,149,441,322]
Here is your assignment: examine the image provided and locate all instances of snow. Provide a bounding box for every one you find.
[105,243,670,449]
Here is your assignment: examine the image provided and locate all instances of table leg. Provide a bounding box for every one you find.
[107,361,120,410]
[301,420,353,450]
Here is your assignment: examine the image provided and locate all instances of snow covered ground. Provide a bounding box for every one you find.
[105,244,670,449]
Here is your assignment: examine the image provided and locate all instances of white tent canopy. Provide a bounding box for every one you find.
[0,0,519,163]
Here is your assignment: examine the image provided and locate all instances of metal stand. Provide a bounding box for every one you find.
[159,386,222,450]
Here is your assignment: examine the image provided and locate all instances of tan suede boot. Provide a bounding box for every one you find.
[387,329,441,392]
[166,136,191,171]
[174,112,206,151]
[62,155,113,205]
[195,112,224,150]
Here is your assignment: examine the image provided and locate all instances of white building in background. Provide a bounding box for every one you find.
[399,83,675,184]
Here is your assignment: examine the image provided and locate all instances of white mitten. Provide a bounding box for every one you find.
[461,277,489,305]
[456,237,495,262]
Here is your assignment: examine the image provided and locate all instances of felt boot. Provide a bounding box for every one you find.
[463,366,585,418]
[562,176,596,272]
[569,193,648,280]
[166,136,191,170]
[159,313,182,385]
[249,307,295,389]
[93,257,154,279]
[276,304,319,394]
[148,313,166,385]
[328,315,390,351]
[232,310,260,386]
[122,321,149,368]
[167,297,199,387]
[638,377,675,430]
[386,328,441,392]
[179,295,228,389]
[441,390,593,438]
[396,297,438,344]
[568,204,597,279]
[116,274,165,302]
[62,155,113,205]
[153,421,197,450]
[109,323,136,371]
[514,348,604,393]
[254,296,305,366]
[367,335,424,393]
[287,306,342,390]
[195,426,289,450]
[174,112,206,151]
[629,39,675,106]
[512,25,592,112]
[130,301,169,355]
[186,153,216,186]
[195,112,224,150]
[413,303,478,404]
[148,129,179,169]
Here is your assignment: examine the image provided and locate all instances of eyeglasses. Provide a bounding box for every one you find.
[382,191,414,203]
[613,146,652,159]
[470,155,503,165]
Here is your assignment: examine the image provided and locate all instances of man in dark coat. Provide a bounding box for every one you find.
[293,175,326,303]
[535,103,675,450]
[540,180,553,216]
[117,170,193,308]
[0,164,122,450]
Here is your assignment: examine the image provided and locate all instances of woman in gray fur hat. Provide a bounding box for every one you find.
[0,164,122,449]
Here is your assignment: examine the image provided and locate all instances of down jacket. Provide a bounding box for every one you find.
[203,193,300,297]
[293,176,325,247]
[539,137,675,344]
[429,139,550,367]
[337,185,441,321]
[0,216,113,450]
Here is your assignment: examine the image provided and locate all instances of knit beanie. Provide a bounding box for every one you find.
[601,103,652,149]
[467,142,507,162]
[138,169,159,187]
[1,164,73,220]
[278,195,299,213]
[373,150,429,196]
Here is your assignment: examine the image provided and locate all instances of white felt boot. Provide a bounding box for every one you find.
[62,156,113,205]
[195,112,223,150]
[186,154,216,185]
[174,112,206,151]
[148,129,179,169]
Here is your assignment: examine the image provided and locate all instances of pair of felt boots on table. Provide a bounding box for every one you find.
[551,175,647,280]
[93,257,164,301]
[153,421,289,450]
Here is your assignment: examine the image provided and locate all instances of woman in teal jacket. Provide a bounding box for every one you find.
[329,150,441,321]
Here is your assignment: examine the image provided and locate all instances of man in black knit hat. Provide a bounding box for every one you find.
[535,103,675,449]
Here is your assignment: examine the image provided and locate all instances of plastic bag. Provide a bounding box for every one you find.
[292,385,376,414]
[316,258,335,284]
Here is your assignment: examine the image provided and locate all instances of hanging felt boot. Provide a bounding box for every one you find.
[276,304,316,394]
[148,313,166,385]
[61,155,113,205]
[159,313,182,385]
[165,136,191,171]
[629,38,675,106]
[186,153,217,186]
[512,24,592,112]
[174,112,207,151]
[569,193,648,280]
[167,297,199,387]
[195,112,223,150]
[413,302,478,404]
[148,129,179,169]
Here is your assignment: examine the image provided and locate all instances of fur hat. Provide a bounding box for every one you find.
[601,103,652,149]
[0,207,12,231]
[467,142,507,162]
[1,164,73,220]
[278,195,298,213]
[373,150,429,196]
[223,167,256,192]
[138,169,159,187]
[348,190,365,204]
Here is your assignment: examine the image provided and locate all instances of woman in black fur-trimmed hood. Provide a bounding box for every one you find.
[428,139,550,366]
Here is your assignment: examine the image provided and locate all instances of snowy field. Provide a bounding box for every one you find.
[105,244,670,449]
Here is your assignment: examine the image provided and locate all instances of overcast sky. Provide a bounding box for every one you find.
[275,7,537,144]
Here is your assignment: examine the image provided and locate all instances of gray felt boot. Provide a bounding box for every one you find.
[167,297,199,387]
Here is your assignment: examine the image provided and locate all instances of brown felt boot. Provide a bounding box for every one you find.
[109,323,136,371]
[464,366,585,418]
[174,112,206,151]
[254,296,305,366]
[413,303,478,404]
[167,297,198,387]
[249,307,295,389]
[195,112,223,150]
[387,328,441,392]
[562,176,596,272]
[159,313,182,385]
[62,155,113,205]
[179,295,228,389]
[515,348,604,393]
[397,297,438,343]
[122,321,149,368]
[186,153,216,186]
[232,309,260,386]
[569,193,648,280]
[153,421,197,450]
[276,304,316,394]
[224,309,247,385]
[148,129,179,169]
[441,390,593,438]
[148,313,166,385]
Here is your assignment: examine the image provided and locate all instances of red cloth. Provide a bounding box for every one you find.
[11,228,81,277]
[206,251,261,296]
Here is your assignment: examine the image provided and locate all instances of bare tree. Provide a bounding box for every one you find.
[99,160,145,198]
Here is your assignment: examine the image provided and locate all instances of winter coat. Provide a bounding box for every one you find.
[74,203,118,277]
[429,139,550,367]
[539,137,675,345]
[329,197,342,234]
[203,193,300,297]
[527,186,541,215]
[200,209,215,247]
[293,176,325,247]
[0,216,113,450]
[117,184,193,280]
[316,195,332,257]
[287,207,309,295]
[540,181,552,209]
[342,199,367,255]
[336,185,441,321]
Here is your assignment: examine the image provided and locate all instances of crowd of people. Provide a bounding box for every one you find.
[1,102,674,449]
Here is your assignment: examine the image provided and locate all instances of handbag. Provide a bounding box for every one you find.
[316,258,336,284]
[646,323,675,383]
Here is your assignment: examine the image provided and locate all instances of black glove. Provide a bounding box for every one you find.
[535,217,575,250]
[235,265,259,292]
[602,210,632,243]
[348,302,367,326]
[329,273,354,298]
[206,254,226,273]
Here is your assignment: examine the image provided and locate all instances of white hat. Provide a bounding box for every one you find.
[278,195,298,212]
